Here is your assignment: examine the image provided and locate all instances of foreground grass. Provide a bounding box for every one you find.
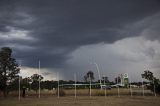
[0,96,160,106]
[0,89,158,106]
[64,88,152,96]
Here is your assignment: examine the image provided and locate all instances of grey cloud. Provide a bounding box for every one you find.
[143,13,160,41]
[0,0,160,70]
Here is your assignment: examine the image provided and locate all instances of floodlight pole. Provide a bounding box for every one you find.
[89,74,91,98]
[74,73,77,98]
[93,63,102,87]
[130,76,133,97]
[19,76,21,100]
[104,75,106,98]
[18,60,21,101]
[142,78,144,96]
[57,72,59,98]
[153,78,156,97]
[38,60,41,98]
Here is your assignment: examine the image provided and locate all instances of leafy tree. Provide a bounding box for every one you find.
[141,70,154,82]
[102,76,109,83]
[0,47,20,97]
[30,74,43,93]
[141,70,160,94]
[41,80,57,90]
[84,71,94,94]
[8,77,19,91]
[22,77,31,89]
[84,71,94,82]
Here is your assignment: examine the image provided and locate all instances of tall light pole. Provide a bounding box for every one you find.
[74,73,77,99]
[89,74,91,98]
[38,60,41,98]
[18,60,22,101]
[153,78,156,97]
[104,75,106,98]
[57,72,59,98]
[142,78,144,97]
[19,72,21,100]
[93,63,102,86]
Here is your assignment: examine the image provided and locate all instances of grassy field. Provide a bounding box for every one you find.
[0,96,160,106]
[64,88,152,96]
[0,88,159,106]
[2,88,153,97]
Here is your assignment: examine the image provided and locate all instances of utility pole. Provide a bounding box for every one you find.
[57,72,59,98]
[94,63,102,87]
[38,60,41,98]
[89,74,91,98]
[18,60,22,101]
[74,73,77,98]
[153,78,156,97]
[142,78,144,96]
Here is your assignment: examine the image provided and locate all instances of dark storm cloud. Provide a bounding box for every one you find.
[0,0,160,68]
[25,0,160,45]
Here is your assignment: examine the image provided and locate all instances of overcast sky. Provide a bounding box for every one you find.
[0,0,160,81]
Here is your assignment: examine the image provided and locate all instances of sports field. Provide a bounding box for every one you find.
[0,88,159,106]
[0,96,160,106]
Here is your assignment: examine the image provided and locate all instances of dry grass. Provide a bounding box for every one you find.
[0,96,160,106]
[0,88,153,97]
[0,89,159,106]
[64,88,152,96]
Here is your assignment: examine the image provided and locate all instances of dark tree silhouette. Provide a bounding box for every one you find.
[141,70,160,94]
[30,74,43,93]
[102,76,109,83]
[0,47,20,97]
[84,71,94,94]
[84,71,94,82]
[141,70,154,82]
